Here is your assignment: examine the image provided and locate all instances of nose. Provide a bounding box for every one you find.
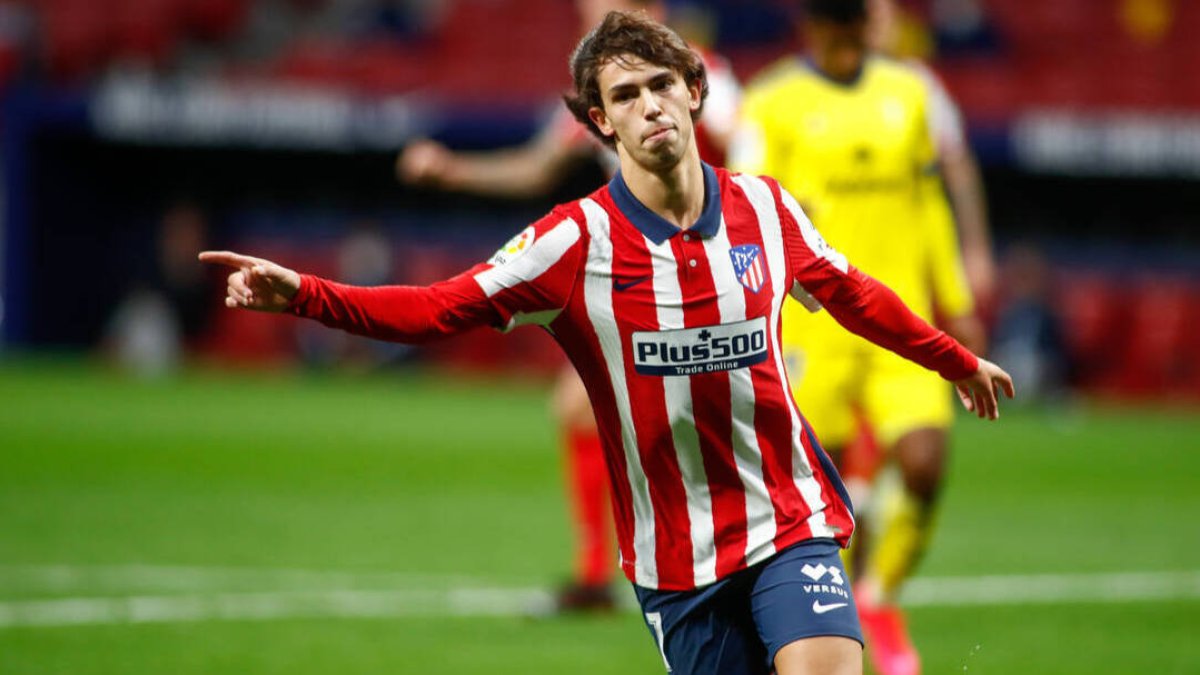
[639,87,662,119]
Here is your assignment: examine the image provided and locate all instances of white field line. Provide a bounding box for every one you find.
[901,571,1200,607]
[0,567,1197,629]
[0,564,479,594]
[0,588,558,628]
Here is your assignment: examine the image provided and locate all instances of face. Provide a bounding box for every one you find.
[805,18,868,81]
[587,55,701,172]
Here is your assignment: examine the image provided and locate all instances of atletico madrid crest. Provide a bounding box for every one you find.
[729,244,765,294]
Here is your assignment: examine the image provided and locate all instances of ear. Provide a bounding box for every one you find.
[687,80,702,113]
[588,106,616,141]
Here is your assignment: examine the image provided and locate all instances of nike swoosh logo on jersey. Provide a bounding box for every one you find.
[812,600,848,615]
[613,275,652,291]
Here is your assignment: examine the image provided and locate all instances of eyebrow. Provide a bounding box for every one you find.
[606,68,675,96]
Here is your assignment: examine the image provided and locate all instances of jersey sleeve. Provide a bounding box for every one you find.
[286,209,584,342]
[286,265,500,344]
[770,179,978,381]
[469,208,585,331]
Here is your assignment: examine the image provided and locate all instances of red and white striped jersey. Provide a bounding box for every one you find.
[289,164,978,591]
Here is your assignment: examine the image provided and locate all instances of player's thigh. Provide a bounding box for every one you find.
[784,343,860,450]
[634,580,769,675]
[861,352,953,450]
[750,541,863,669]
[774,636,863,675]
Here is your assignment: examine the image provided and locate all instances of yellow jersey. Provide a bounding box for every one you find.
[732,56,972,351]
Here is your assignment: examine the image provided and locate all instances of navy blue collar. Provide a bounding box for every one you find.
[608,162,722,245]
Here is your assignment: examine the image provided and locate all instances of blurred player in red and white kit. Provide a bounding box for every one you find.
[203,12,1011,673]
[396,0,741,613]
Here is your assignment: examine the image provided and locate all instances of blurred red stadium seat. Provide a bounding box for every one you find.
[111,0,183,66]
[936,58,1021,121]
[430,0,575,104]
[180,0,247,42]
[40,0,113,81]
[0,35,20,87]
[348,42,430,95]
[203,302,296,365]
[1116,277,1199,397]
[1052,271,1129,391]
[272,38,348,86]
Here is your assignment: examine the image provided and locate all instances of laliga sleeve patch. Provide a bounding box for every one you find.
[488,226,537,266]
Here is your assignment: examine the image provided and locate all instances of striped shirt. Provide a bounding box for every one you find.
[289,163,977,591]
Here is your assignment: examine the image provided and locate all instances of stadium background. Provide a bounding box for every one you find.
[0,0,1197,673]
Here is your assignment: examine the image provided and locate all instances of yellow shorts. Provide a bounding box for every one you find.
[784,338,953,451]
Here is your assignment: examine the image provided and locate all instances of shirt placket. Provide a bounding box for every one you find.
[675,230,707,285]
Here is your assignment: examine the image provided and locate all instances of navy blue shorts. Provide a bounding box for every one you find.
[633,539,863,675]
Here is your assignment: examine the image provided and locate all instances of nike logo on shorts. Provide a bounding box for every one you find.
[812,600,848,614]
[613,275,652,291]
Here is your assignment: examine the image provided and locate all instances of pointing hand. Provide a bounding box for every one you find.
[198,251,301,313]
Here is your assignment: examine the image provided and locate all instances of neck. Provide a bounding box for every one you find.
[617,143,705,230]
[810,53,865,85]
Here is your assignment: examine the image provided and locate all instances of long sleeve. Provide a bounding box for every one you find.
[286,266,500,344]
[286,207,585,343]
[812,266,978,381]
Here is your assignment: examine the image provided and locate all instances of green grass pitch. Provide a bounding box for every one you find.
[0,357,1197,674]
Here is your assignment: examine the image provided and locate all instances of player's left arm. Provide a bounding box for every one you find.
[914,72,988,354]
[920,66,997,306]
[920,164,986,354]
[771,182,1014,419]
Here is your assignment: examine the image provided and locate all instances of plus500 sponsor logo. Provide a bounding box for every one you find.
[632,317,768,376]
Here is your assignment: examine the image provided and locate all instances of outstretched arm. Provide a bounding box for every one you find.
[815,269,1013,420]
[199,211,583,343]
[771,181,1014,420]
[199,250,500,343]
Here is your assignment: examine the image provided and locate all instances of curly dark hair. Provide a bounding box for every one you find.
[564,11,709,147]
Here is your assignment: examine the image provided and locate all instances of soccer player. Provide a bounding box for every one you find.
[867,0,996,308]
[202,11,1012,674]
[396,0,741,613]
[731,1,990,673]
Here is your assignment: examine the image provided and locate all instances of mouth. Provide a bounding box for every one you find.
[643,126,675,144]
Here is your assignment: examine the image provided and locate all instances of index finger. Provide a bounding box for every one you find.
[198,250,264,269]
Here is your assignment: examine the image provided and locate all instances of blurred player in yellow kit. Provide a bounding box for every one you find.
[731,1,991,673]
